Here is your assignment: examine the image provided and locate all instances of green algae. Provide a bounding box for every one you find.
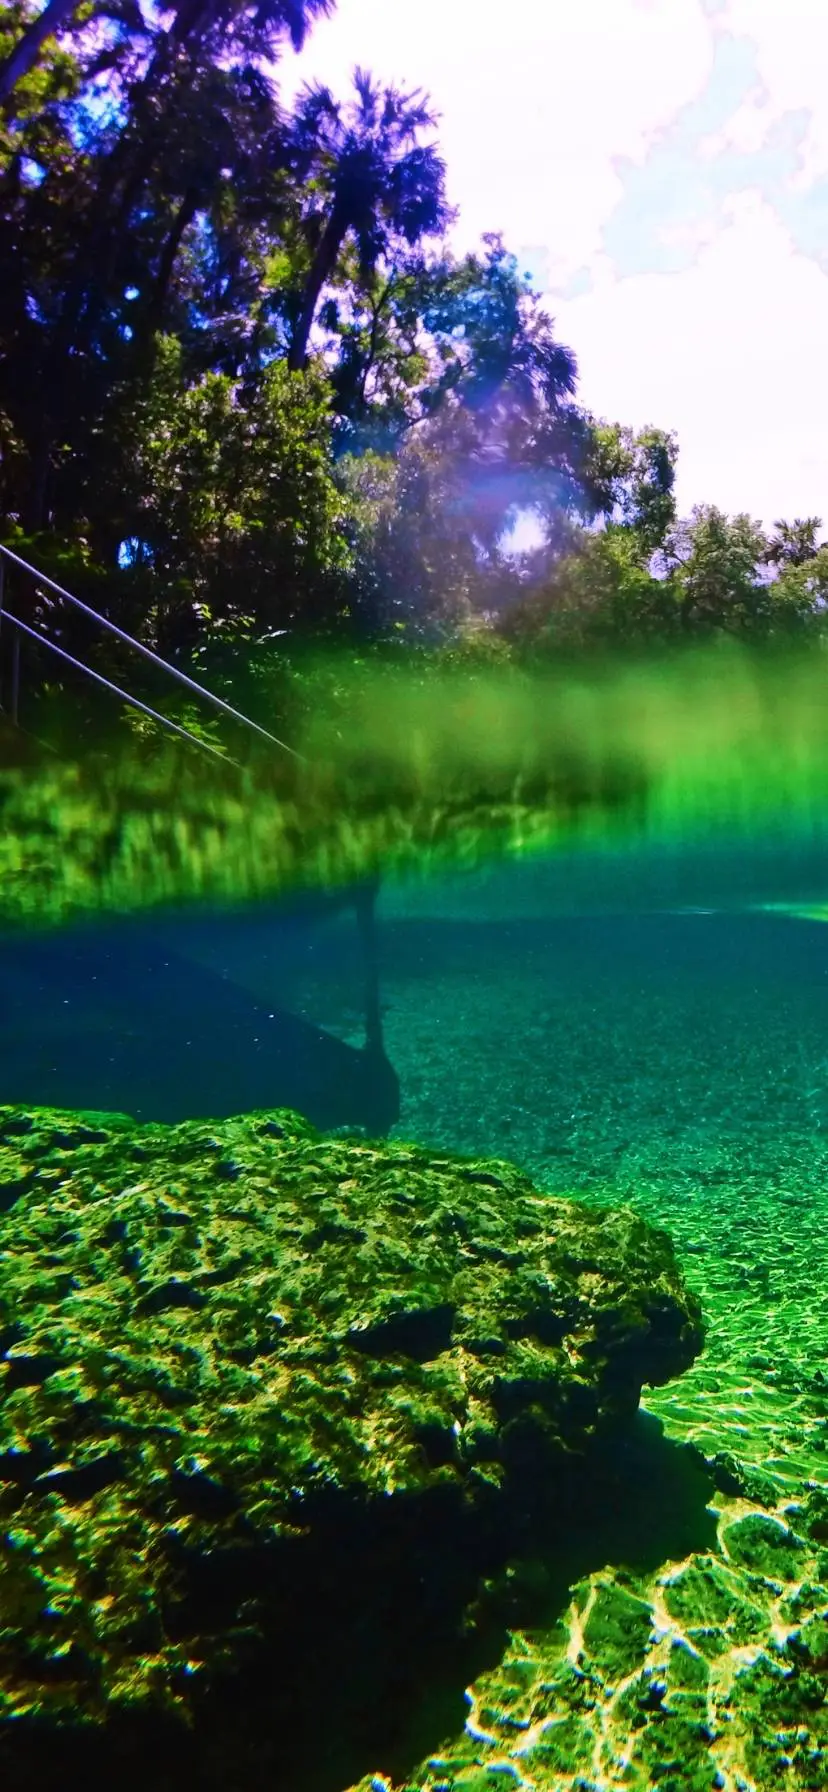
[354,1189,828,1792]
[0,1102,700,1759]
[722,1513,807,1583]
[581,1582,654,1683]
[368,1524,828,1792]
[0,750,603,930]
[661,1556,767,1649]
[4,1100,827,1791]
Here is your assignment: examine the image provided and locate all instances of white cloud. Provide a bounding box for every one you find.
[283,0,828,524]
[284,0,714,279]
[697,91,773,160]
[656,213,722,258]
[718,0,828,189]
[555,190,828,528]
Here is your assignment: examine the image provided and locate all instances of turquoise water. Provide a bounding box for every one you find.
[3,837,828,1790]
[5,840,828,1153]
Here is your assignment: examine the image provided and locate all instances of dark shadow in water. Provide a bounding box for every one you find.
[0,1413,717,1792]
[0,893,399,1136]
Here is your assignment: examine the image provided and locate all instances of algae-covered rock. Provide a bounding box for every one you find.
[0,1100,702,1768]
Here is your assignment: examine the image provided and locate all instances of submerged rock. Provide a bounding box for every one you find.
[0,1102,702,1783]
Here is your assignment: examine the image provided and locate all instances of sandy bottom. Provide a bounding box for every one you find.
[289,874,828,1792]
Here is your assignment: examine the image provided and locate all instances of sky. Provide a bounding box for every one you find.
[283,0,828,533]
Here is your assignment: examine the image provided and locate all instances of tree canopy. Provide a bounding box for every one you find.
[1,0,826,695]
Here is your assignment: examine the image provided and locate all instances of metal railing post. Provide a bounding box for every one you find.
[10,630,19,726]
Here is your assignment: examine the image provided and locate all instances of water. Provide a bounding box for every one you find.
[0,893,400,1134]
[2,834,828,1789]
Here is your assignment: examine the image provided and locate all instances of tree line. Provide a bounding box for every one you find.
[1,0,827,702]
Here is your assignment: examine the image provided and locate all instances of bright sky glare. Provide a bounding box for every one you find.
[284,0,828,532]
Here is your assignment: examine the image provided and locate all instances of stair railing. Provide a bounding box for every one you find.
[0,541,304,764]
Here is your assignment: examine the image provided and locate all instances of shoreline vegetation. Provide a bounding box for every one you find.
[4,4,828,729]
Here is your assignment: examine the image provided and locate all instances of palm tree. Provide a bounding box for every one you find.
[165,0,332,56]
[0,0,331,107]
[764,516,823,569]
[286,68,452,372]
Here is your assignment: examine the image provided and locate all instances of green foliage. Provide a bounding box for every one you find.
[113,338,354,644]
[583,421,679,555]
[658,504,827,641]
[1,0,825,692]
[340,435,492,640]
[4,13,595,659]
[764,514,824,569]
[769,543,828,628]
[661,504,771,635]
[503,501,828,661]
[502,524,677,657]
[332,238,601,641]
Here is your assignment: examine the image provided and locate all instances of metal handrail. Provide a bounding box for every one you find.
[0,540,304,762]
[2,612,236,763]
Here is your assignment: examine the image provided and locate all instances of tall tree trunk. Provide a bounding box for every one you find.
[357,277,393,413]
[287,211,346,372]
[0,0,82,106]
[142,185,199,343]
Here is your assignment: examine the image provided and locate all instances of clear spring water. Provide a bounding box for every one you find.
[3,832,828,1789]
[4,836,828,1156]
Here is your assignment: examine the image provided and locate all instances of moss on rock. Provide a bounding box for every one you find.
[0,1101,701,1778]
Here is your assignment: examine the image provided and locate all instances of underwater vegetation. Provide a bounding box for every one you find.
[355,900,828,1792]
[359,1491,828,1792]
[1,1100,826,1790]
[0,1101,700,1788]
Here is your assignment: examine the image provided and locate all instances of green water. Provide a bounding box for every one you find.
[5,643,828,1789]
[3,840,828,1786]
[335,853,828,1792]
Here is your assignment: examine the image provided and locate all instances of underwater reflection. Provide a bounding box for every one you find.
[0,880,399,1135]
